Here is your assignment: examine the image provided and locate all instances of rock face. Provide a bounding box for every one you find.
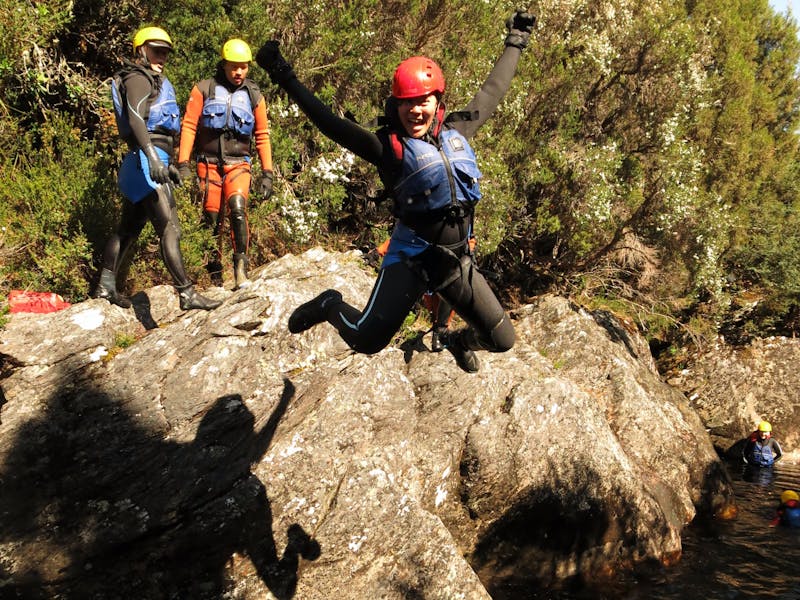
[0,249,732,599]
[667,337,800,461]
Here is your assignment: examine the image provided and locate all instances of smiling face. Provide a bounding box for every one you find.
[143,44,170,73]
[397,93,439,138]
[223,61,249,87]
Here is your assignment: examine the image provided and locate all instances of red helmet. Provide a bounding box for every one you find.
[391,56,445,99]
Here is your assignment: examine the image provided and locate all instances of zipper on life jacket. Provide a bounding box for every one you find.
[434,136,470,243]
[435,138,458,210]
[217,89,235,166]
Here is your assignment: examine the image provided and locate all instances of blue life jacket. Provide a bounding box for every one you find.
[782,505,800,527]
[199,83,256,137]
[392,128,482,217]
[781,501,800,527]
[747,439,775,466]
[111,68,180,140]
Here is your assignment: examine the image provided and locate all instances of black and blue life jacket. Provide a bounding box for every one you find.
[111,65,180,141]
[197,77,262,138]
[391,128,482,218]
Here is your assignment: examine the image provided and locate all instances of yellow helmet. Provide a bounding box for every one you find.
[780,490,799,504]
[133,27,173,52]
[758,420,772,432]
[221,38,252,63]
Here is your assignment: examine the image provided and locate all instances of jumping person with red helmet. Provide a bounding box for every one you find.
[256,11,534,372]
[178,39,274,289]
[93,26,221,311]
[374,235,476,356]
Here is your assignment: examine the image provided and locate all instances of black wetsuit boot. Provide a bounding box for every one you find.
[229,194,250,289]
[93,268,132,309]
[440,329,480,373]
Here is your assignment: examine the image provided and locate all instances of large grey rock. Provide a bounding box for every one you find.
[667,337,800,460]
[0,248,732,598]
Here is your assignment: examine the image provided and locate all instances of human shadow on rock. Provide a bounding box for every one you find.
[469,480,618,599]
[0,377,319,599]
[130,291,159,330]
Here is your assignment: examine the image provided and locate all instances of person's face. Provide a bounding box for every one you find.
[759,430,770,440]
[224,61,249,87]
[397,93,438,138]
[143,44,170,73]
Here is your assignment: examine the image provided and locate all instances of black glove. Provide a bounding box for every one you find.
[255,41,296,85]
[168,164,183,186]
[142,144,171,185]
[178,161,193,183]
[260,170,274,199]
[505,9,536,50]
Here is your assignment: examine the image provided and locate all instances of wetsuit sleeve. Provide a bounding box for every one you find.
[123,71,155,149]
[773,440,783,461]
[455,46,522,140]
[278,76,385,165]
[178,85,204,164]
[252,97,273,171]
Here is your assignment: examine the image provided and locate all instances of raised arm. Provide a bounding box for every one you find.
[457,10,535,139]
[256,41,385,166]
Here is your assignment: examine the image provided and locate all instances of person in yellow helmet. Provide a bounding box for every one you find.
[770,490,800,527]
[178,38,274,289]
[742,420,783,466]
[93,26,221,311]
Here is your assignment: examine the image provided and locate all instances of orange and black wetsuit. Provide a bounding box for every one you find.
[178,66,273,283]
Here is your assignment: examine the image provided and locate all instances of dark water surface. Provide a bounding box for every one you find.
[518,462,800,600]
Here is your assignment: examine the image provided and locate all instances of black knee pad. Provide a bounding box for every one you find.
[227,194,248,253]
[487,313,515,352]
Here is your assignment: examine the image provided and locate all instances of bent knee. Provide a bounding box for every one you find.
[351,339,391,355]
[488,315,515,352]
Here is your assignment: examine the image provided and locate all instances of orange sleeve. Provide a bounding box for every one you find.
[252,97,273,172]
[376,238,391,256]
[178,86,205,164]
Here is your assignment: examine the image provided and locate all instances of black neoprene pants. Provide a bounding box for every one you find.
[101,187,191,288]
[323,253,515,355]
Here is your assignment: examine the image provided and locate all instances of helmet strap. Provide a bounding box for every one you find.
[432,100,446,137]
[137,45,152,67]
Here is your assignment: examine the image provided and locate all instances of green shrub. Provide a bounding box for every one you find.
[0,115,116,300]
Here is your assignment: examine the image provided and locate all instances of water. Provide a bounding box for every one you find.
[635,461,800,600]
[516,462,800,599]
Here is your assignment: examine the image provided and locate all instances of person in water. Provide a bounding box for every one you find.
[742,420,783,467]
[255,10,535,372]
[770,490,800,528]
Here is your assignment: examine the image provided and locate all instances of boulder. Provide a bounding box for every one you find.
[0,248,732,598]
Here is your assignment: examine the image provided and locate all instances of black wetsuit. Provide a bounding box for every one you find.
[278,46,522,355]
[100,61,192,289]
